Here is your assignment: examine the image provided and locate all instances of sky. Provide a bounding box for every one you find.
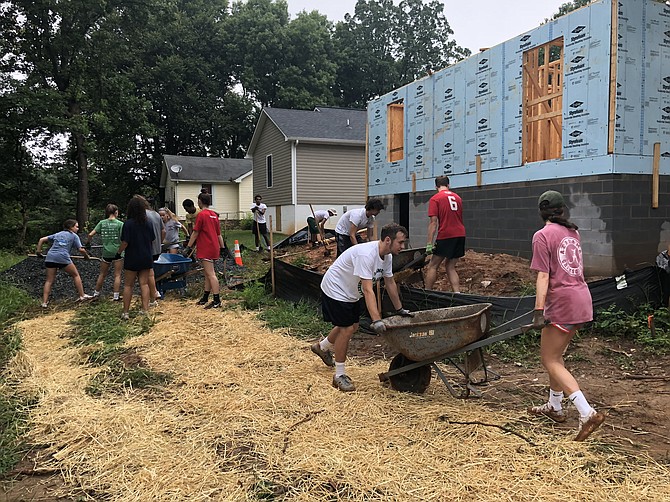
[287,0,569,54]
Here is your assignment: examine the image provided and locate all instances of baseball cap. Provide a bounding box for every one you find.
[327,208,337,216]
[538,190,565,209]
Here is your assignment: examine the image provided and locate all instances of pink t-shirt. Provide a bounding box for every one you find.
[530,223,592,325]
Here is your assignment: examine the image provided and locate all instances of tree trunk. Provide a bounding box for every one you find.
[74,129,89,227]
[18,201,29,250]
[68,100,89,228]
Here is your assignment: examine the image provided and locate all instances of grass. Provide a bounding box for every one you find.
[222,229,288,252]
[0,252,37,476]
[237,281,330,340]
[67,301,172,395]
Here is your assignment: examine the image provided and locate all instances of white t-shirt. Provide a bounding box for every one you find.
[335,207,373,236]
[313,209,330,222]
[250,202,267,224]
[321,241,393,302]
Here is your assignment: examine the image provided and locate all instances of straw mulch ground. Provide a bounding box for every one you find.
[4,301,670,501]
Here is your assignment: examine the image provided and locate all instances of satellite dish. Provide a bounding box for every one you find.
[170,164,183,174]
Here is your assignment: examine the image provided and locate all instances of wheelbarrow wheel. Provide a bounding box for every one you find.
[387,354,432,394]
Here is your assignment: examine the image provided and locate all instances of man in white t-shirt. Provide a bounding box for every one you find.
[311,223,414,392]
[307,208,337,247]
[334,198,385,256]
[250,194,271,251]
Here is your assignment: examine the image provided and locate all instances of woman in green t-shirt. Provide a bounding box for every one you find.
[87,204,124,300]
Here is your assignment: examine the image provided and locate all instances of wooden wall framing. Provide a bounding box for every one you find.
[522,37,564,164]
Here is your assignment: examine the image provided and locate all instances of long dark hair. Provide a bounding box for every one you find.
[539,204,578,230]
[126,196,148,224]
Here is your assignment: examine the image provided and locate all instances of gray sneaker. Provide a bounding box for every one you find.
[332,374,355,392]
[311,342,335,367]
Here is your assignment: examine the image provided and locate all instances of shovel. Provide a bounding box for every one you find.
[29,254,102,262]
[309,204,331,257]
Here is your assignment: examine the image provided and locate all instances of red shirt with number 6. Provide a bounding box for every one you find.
[428,189,465,239]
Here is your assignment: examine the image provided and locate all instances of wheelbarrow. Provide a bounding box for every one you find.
[153,253,201,298]
[378,303,531,398]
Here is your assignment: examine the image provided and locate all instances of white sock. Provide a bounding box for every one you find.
[320,338,334,352]
[569,390,595,418]
[113,292,119,300]
[335,362,346,378]
[549,389,564,411]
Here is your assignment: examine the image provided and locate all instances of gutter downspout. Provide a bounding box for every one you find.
[291,139,298,206]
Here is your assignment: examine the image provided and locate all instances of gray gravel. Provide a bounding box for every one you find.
[0,235,243,301]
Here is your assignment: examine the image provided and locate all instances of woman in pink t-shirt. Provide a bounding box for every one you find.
[528,190,605,441]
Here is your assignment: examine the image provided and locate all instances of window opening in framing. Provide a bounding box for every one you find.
[522,38,563,163]
[387,101,404,162]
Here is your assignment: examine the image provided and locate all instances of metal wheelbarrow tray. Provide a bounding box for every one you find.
[378,303,529,398]
[153,253,200,297]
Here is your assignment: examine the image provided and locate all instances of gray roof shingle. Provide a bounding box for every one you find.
[263,106,366,143]
[163,155,252,183]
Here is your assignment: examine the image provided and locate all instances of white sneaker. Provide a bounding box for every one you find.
[78,294,94,301]
[255,247,260,252]
[93,291,100,298]
[267,246,271,251]
[120,312,129,320]
[148,301,158,308]
[41,302,49,308]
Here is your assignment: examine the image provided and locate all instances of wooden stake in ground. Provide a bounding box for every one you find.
[269,215,275,296]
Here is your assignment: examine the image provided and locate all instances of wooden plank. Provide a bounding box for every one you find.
[653,142,660,209]
[607,0,618,154]
[411,172,416,193]
[523,64,561,135]
[526,110,562,123]
[526,91,563,108]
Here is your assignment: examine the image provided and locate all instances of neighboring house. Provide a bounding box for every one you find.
[368,0,670,276]
[246,106,367,234]
[160,155,253,220]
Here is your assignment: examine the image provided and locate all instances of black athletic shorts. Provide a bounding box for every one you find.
[434,237,465,259]
[102,254,123,263]
[152,253,160,261]
[45,261,68,269]
[321,294,362,327]
[252,222,268,236]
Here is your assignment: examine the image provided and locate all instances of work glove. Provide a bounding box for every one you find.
[220,247,227,257]
[84,254,90,260]
[370,320,387,335]
[84,242,92,251]
[181,246,192,258]
[531,309,546,329]
[35,251,43,258]
[425,243,433,255]
[395,308,414,318]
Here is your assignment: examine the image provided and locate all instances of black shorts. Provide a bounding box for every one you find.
[45,261,68,269]
[102,254,123,263]
[322,294,362,327]
[152,253,160,261]
[434,237,465,259]
[252,222,268,236]
[307,216,319,234]
[336,233,363,256]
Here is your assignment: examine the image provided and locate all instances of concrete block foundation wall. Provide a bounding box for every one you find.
[374,174,670,277]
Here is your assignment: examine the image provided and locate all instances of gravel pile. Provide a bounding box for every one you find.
[0,237,244,301]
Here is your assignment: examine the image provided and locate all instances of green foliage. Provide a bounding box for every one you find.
[291,255,311,268]
[0,283,33,335]
[241,282,269,310]
[584,304,670,354]
[0,391,35,474]
[489,332,540,366]
[239,213,255,231]
[258,298,331,340]
[552,0,593,19]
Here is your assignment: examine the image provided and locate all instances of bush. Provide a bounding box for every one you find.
[239,212,255,230]
[241,281,268,309]
[584,304,670,354]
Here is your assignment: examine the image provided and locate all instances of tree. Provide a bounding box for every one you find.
[552,0,593,19]
[0,0,151,225]
[333,0,469,107]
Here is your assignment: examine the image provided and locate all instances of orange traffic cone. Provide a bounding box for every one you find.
[234,240,244,266]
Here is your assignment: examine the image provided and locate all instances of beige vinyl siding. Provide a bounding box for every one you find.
[296,143,366,205]
[173,183,202,219]
[238,175,254,215]
[252,120,292,205]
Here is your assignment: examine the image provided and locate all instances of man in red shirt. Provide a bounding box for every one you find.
[184,192,225,309]
[425,176,465,291]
